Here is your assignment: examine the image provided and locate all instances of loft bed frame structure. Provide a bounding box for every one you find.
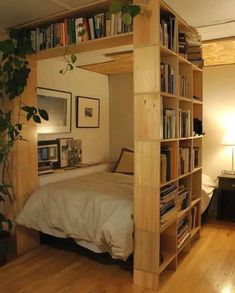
[8,0,203,290]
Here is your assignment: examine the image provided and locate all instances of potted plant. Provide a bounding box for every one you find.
[0,30,48,266]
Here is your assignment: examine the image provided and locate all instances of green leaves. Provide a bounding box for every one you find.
[109,1,141,26]
[109,1,123,13]
[21,105,49,123]
[0,39,15,54]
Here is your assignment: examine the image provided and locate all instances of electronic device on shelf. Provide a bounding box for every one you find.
[38,140,59,175]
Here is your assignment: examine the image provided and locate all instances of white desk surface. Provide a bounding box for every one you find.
[39,163,114,186]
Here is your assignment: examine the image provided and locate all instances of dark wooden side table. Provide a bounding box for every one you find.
[217,174,235,222]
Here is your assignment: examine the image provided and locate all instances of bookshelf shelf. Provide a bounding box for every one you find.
[159,252,176,274]
[160,178,178,188]
[177,234,190,253]
[161,92,178,99]
[178,96,193,103]
[193,99,203,105]
[160,45,178,57]
[178,207,191,219]
[191,198,201,207]
[160,212,177,233]
[37,33,133,61]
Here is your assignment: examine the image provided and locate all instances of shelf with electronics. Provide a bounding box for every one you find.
[10,0,203,290]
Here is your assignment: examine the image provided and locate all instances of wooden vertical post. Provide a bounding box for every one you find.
[133,0,161,290]
[10,55,39,255]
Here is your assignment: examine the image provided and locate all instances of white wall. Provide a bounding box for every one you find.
[109,73,133,161]
[203,64,235,179]
[37,58,109,164]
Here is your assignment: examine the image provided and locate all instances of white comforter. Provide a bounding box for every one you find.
[16,172,134,260]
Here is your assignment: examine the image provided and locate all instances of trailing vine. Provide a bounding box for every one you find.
[0,29,48,232]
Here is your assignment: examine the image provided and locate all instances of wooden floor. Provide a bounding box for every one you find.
[0,220,235,293]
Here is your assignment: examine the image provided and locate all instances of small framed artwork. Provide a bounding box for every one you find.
[76,96,100,128]
[37,87,72,134]
[57,138,73,168]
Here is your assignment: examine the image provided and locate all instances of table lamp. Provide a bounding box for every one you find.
[221,129,235,174]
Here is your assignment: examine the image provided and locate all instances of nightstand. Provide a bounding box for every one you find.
[217,174,235,222]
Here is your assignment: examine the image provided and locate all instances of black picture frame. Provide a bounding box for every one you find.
[76,96,100,128]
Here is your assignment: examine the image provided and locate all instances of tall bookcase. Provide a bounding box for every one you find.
[9,0,203,291]
[133,0,203,290]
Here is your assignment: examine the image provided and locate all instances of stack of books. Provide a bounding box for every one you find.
[179,109,190,138]
[178,32,187,58]
[177,217,190,249]
[187,34,203,68]
[160,184,177,228]
[160,63,175,94]
[179,147,191,175]
[161,147,172,183]
[177,185,190,211]
[30,11,132,52]
[160,14,177,51]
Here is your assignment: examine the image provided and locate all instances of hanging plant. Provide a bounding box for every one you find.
[0,29,48,234]
[109,0,141,26]
[59,0,141,74]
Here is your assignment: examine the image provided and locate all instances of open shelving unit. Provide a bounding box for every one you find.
[10,0,203,291]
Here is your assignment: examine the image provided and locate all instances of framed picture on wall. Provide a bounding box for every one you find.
[76,96,100,128]
[37,87,72,134]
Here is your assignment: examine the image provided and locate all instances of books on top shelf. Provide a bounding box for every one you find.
[179,146,191,175]
[177,217,190,249]
[179,109,190,138]
[160,14,177,52]
[177,184,190,212]
[160,184,177,228]
[30,11,132,52]
[160,63,175,94]
[161,147,172,183]
[178,31,204,68]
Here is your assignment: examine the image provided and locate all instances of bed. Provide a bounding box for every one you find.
[16,171,134,260]
[201,173,217,214]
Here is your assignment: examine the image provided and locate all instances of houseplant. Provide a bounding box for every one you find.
[0,29,48,265]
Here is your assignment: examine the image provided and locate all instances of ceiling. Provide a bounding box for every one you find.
[0,0,234,41]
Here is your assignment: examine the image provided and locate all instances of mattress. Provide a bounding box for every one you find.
[16,172,134,260]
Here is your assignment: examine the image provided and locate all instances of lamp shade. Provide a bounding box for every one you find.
[221,130,235,146]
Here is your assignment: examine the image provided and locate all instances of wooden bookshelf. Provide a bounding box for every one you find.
[8,0,203,291]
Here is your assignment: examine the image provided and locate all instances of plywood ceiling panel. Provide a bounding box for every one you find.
[80,52,133,75]
[203,39,235,66]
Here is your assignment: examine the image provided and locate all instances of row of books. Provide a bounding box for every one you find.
[179,146,200,175]
[160,184,177,228]
[161,105,176,139]
[177,217,190,249]
[179,109,190,138]
[160,14,177,51]
[177,185,190,211]
[179,75,190,98]
[160,63,175,94]
[160,147,172,183]
[30,12,131,52]
[179,147,191,175]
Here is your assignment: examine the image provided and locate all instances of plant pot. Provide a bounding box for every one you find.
[0,231,10,266]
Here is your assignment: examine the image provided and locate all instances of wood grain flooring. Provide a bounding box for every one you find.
[0,220,235,293]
